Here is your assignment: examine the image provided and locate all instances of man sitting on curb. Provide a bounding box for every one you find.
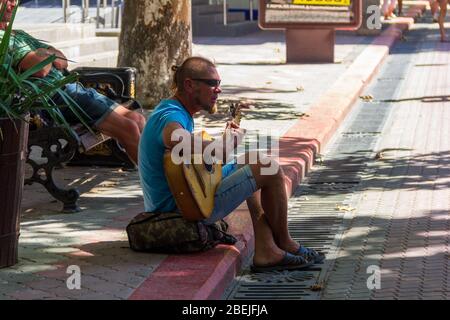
[0,0,145,164]
[138,56,325,272]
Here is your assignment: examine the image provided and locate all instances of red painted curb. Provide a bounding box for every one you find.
[128,4,426,300]
[129,206,253,300]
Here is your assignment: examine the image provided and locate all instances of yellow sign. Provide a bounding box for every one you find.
[292,0,351,6]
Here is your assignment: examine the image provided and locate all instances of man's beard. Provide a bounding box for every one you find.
[202,102,217,114]
[208,103,217,114]
[195,95,217,114]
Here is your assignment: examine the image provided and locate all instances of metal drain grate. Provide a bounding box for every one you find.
[225,176,359,300]
[231,285,318,300]
[229,271,319,300]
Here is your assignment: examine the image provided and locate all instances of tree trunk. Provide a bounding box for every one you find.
[118,0,192,108]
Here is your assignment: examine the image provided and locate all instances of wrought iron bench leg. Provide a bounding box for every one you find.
[25,128,81,213]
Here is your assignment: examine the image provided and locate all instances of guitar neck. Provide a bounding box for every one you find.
[233,110,242,126]
[230,103,242,126]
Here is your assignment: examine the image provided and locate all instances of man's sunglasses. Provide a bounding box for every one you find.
[191,78,221,87]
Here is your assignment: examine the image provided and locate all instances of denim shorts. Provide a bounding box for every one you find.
[55,82,119,128]
[202,161,258,225]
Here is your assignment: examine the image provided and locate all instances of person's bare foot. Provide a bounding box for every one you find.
[251,252,312,272]
[440,37,450,42]
[252,248,285,268]
[277,237,302,255]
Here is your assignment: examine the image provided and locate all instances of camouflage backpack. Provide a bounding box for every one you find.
[126,212,237,254]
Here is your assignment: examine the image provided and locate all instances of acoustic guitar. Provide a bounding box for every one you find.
[164,103,243,221]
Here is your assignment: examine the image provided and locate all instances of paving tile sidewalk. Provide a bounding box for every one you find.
[321,9,450,300]
[194,29,373,133]
[1,2,427,299]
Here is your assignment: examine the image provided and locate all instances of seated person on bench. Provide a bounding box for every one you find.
[0,0,145,164]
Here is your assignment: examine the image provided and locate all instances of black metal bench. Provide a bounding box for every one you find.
[25,67,141,213]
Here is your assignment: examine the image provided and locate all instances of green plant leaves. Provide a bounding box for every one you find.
[0,0,92,136]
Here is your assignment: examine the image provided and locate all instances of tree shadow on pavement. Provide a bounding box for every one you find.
[194,29,376,47]
[319,209,450,299]
[378,94,450,103]
[310,149,450,197]
[22,165,143,217]
[195,98,308,128]
[388,22,450,54]
[0,237,166,299]
[221,85,299,95]
[193,30,284,46]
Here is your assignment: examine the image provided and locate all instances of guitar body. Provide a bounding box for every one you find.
[164,103,244,221]
[164,131,222,221]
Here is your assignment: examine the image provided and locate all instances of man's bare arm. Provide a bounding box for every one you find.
[18,48,52,78]
[47,47,68,70]
[162,122,245,163]
[162,122,208,151]
[18,46,69,77]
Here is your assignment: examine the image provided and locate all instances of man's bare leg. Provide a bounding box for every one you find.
[235,152,298,252]
[430,0,440,22]
[246,172,298,248]
[431,0,439,15]
[96,105,141,164]
[438,0,448,41]
[120,108,146,133]
[246,190,292,266]
[237,153,299,249]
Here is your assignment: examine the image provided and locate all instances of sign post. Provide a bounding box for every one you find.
[259,0,362,63]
